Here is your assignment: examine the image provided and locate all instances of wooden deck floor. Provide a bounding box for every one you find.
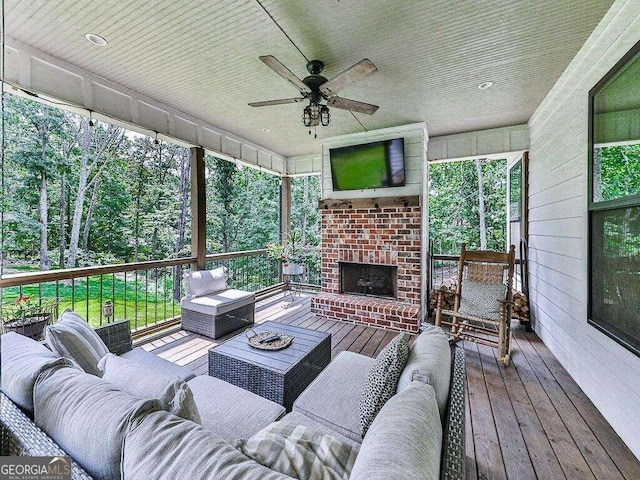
[141,292,640,480]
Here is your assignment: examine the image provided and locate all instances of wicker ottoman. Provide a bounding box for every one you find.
[181,289,255,339]
[209,322,331,410]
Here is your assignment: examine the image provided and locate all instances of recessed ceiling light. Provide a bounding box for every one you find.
[261,128,271,132]
[85,33,108,47]
[477,81,494,90]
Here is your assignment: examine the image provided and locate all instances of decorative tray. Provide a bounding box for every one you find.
[245,329,293,350]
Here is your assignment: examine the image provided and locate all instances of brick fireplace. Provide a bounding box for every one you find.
[311,195,422,333]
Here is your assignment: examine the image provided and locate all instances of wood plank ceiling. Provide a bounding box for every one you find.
[5,0,614,157]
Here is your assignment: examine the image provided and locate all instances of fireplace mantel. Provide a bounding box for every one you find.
[318,195,420,211]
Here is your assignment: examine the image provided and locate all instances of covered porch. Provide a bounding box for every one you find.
[1,0,640,477]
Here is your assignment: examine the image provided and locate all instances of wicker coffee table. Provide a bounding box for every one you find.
[208,321,331,410]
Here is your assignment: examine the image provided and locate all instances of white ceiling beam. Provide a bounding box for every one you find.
[2,37,287,175]
[427,124,530,162]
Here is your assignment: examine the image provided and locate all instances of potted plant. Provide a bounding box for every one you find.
[267,230,305,276]
[1,296,60,340]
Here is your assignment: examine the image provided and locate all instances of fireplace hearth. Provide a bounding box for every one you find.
[340,262,397,299]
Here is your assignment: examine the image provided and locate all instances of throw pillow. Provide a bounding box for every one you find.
[183,267,228,298]
[358,332,409,436]
[236,422,359,480]
[0,332,77,412]
[34,366,162,480]
[458,280,507,323]
[98,353,201,424]
[45,310,110,376]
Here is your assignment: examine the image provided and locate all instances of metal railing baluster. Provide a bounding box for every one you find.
[99,274,104,326]
[145,269,149,328]
[85,276,89,322]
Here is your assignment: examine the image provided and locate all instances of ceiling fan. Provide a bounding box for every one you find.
[249,55,379,128]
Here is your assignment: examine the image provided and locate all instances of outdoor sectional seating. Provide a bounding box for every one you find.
[0,319,466,480]
[181,267,255,339]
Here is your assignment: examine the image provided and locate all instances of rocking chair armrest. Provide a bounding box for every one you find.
[497,298,514,305]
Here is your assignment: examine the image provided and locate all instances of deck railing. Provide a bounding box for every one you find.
[0,249,280,336]
[294,247,322,289]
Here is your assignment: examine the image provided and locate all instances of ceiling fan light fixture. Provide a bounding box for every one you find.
[85,33,108,46]
[320,105,330,126]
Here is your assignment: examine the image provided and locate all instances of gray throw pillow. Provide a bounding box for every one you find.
[34,366,162,480]
[98,353,202,423]
[0,332,76,412]
[236,422,359,480]
[396,323,452,419]
[351,381,443,480]
[98,353,201,423]
[183,267,228,298]
[121,410,291,480]
[45,310,109,376]
[358,333,409,436]
[458,280,507,322]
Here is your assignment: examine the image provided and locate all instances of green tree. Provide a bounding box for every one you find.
[429,158,507,254]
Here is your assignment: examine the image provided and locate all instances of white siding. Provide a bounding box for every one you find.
[527,0,640,459]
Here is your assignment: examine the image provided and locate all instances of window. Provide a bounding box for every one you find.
[589,40,640,356]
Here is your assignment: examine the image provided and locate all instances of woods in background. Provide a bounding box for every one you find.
[1,93,321,272]
[429,158,508,254]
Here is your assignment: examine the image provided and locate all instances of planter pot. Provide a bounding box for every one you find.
[283,263,304,276]
[4,313,51,341]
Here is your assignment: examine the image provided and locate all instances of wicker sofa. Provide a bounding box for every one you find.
[0,321,466,480]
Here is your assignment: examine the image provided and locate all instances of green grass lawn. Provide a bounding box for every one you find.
[2,273,180,330]
[331,143,388,190]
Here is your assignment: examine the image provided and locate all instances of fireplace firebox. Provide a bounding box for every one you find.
[340,262,397,299]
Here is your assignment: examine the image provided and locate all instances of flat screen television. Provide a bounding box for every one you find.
[329,137,405,191]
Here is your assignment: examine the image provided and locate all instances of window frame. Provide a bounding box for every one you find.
[587,38,640,357]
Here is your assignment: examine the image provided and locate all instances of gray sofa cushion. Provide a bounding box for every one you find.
[120,347,196,382]
[181,289,255,316]
[187,375,285,440]
[121,410,292,480]
[280,412,361,448]
[237,422,359,480]
[0,332,75,412]
[293,351,373,443]
[397,324,451,419]
[45,310,110,376]
[34,366,162,480]
[350,381,443,480]
[98,353,201,423]
[458,280,506,322]
[358,333,409,436]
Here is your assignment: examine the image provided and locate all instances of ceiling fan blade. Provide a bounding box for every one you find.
[259,55,312,94]
[327,96,379,115]
[320,58,377,96]
[248,98,305,107]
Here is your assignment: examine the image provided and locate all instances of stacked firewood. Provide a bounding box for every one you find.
[428,284,457,312]
[511,291,530,321]
[429,284,530,321]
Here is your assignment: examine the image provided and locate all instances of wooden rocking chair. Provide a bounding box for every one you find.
[435,244,516,366]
